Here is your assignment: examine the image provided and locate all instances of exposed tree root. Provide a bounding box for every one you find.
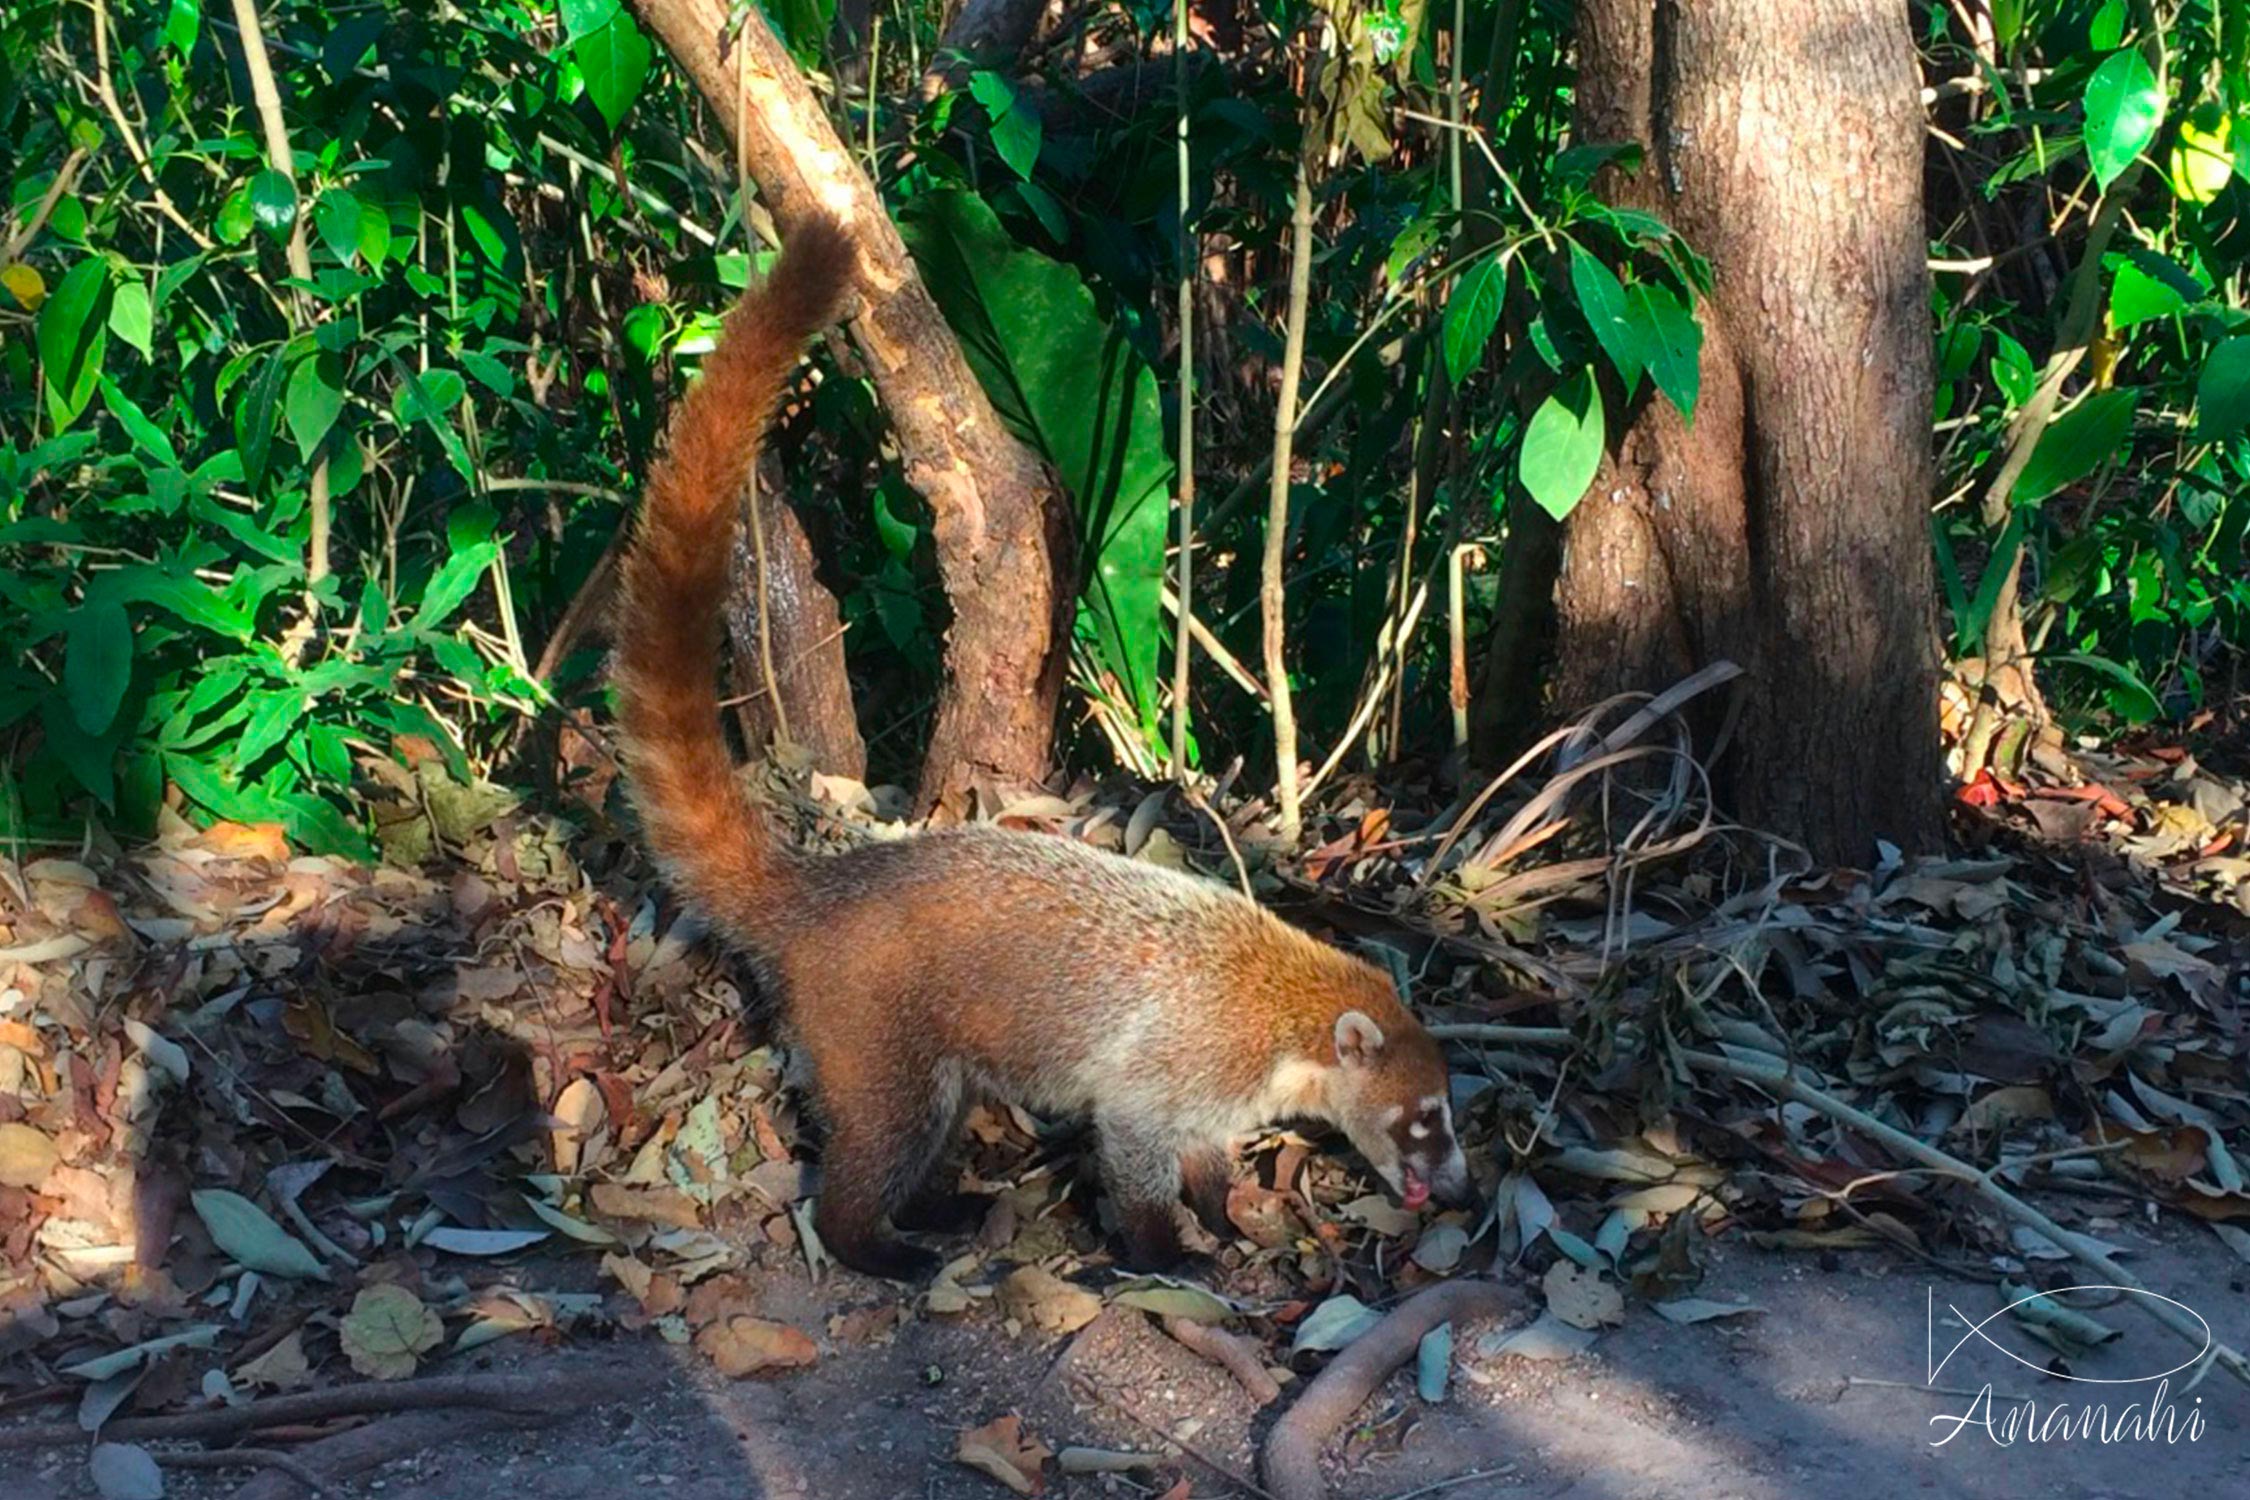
[1161,1313,1282,1405]
[1261,1279,1522,1500]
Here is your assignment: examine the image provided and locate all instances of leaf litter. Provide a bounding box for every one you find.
[0,691,2245,1490]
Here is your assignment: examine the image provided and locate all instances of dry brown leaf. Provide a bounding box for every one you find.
[682,1272,760,1329]
[956,1413,1051,1496]
[233,1330,311,1390]
[0,1123,58,1190]
[590,1183,703,1229]
[694,1314,818,1378]
[1542,1261,1624,1331]
[549,1076,606,1175]
[996,1266,1102,1335]
[1226,1179,1301,1248]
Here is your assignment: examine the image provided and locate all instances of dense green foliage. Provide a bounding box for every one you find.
[1,0,2245,856]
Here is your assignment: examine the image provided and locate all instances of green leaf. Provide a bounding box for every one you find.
[899,190,1173,727]
[2017,389,2138,503]
[108,281,153,359]
[356,199,391,270]
[35,258,113,431]
[1989,332,2034,408]
[1519,370,1607,521]
[249,169,298,234]
[574,13,650,133]
[286,350,345,458]
[1627,283,1701,422]
[390,362,472,477]
[315,189,363,263]
[188,1189,328,1280]
[234,690,302,771]
[163,0,201,53]
[234,348,287,491]
[98,378,180,467]
[2194,337,2250,444]
[1569,243,1642,397]
[65,598,134,737]
[413,541,498,632]
[560,0,620,41]
[2110,255,2193,329]
[970,72,1042,181]
[2083,50,2162,191]
[1442,256,1506,387]
[2047,650,2160,723]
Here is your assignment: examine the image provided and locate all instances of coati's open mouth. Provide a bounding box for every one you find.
[1400,1167,1431,1210]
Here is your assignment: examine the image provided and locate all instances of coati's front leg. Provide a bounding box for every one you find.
[1097,1112,1191,1270]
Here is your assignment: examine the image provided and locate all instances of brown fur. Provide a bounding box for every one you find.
[613,217,1471,1282]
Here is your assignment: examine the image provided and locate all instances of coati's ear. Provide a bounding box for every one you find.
[1334,1010,1386,1069]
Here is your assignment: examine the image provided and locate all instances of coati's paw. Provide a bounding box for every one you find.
[1114,1207,1190,1273]
[833,1238,943,1284]
[895,1189,989,1235]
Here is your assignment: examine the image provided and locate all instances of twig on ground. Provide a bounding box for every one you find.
[0,1364,624,1450]
[224,1408,550,1500]
[1262,1278,1522,1500]
[1072,1374,1278,1500]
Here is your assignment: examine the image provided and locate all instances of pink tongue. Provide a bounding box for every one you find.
[1402,1174,1431,1210]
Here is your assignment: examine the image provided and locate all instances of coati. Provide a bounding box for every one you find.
[612,214,1474,1282]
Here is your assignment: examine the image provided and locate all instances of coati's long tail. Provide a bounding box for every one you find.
[612,216,854,912]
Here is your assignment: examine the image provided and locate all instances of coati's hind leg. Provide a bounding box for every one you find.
[1097,1112,1190,1270]
[1180,1147,1234,1237]
[810,1058,944,1283]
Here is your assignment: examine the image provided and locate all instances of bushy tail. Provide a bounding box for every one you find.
[612,216,855,920]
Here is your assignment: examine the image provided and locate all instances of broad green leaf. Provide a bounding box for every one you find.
[108,281,152,359]
[898,190,1173,727]
[102,570,253,640]
[356,199,391,270]
[2083,51,2161,191]
[65,598,133,737]
[315,189,363,263]
[2088,0,2126,49]
[560,0,620,41]
[189,1188,327,1280]
[1990,331,2034,408]
[2110,252,2197,328]
[970,72,1042,181]
[1626,283,1701,422]
[1519,370,1606,521]
[163,0,201,53]
[412,541,498,632]
[2017,389,2137,503]
[2047,651,2160,722]
[35,258,113,430]
[1569,242,1642,397]
[234,690,302,771]
[2195,337,2250,444]
[574,13,650,133]
[390,362,472,477]
[249,169,298,234]
[1442,256,1505,387]
[285,350,345,458]
[98,378,180,467]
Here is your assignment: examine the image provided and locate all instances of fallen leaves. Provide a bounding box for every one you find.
[956,1412,1052,1495]
[339,1285,444,1380]
[694,1314,819,1378]
[995,1266,1102,1335]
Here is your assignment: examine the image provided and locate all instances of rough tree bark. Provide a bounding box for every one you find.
[632,0,1072,817]
[1539,0,1944,863]
[724,458,867,778]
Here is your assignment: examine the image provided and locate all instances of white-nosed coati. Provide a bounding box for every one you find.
[613,216,1474,1282]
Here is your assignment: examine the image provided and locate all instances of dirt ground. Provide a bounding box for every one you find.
[7,1209,2242,1500]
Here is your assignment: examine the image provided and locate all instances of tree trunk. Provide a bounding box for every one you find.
[725,459,867,779]
[632,0,1072,818]
[1547,0,1944,863]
